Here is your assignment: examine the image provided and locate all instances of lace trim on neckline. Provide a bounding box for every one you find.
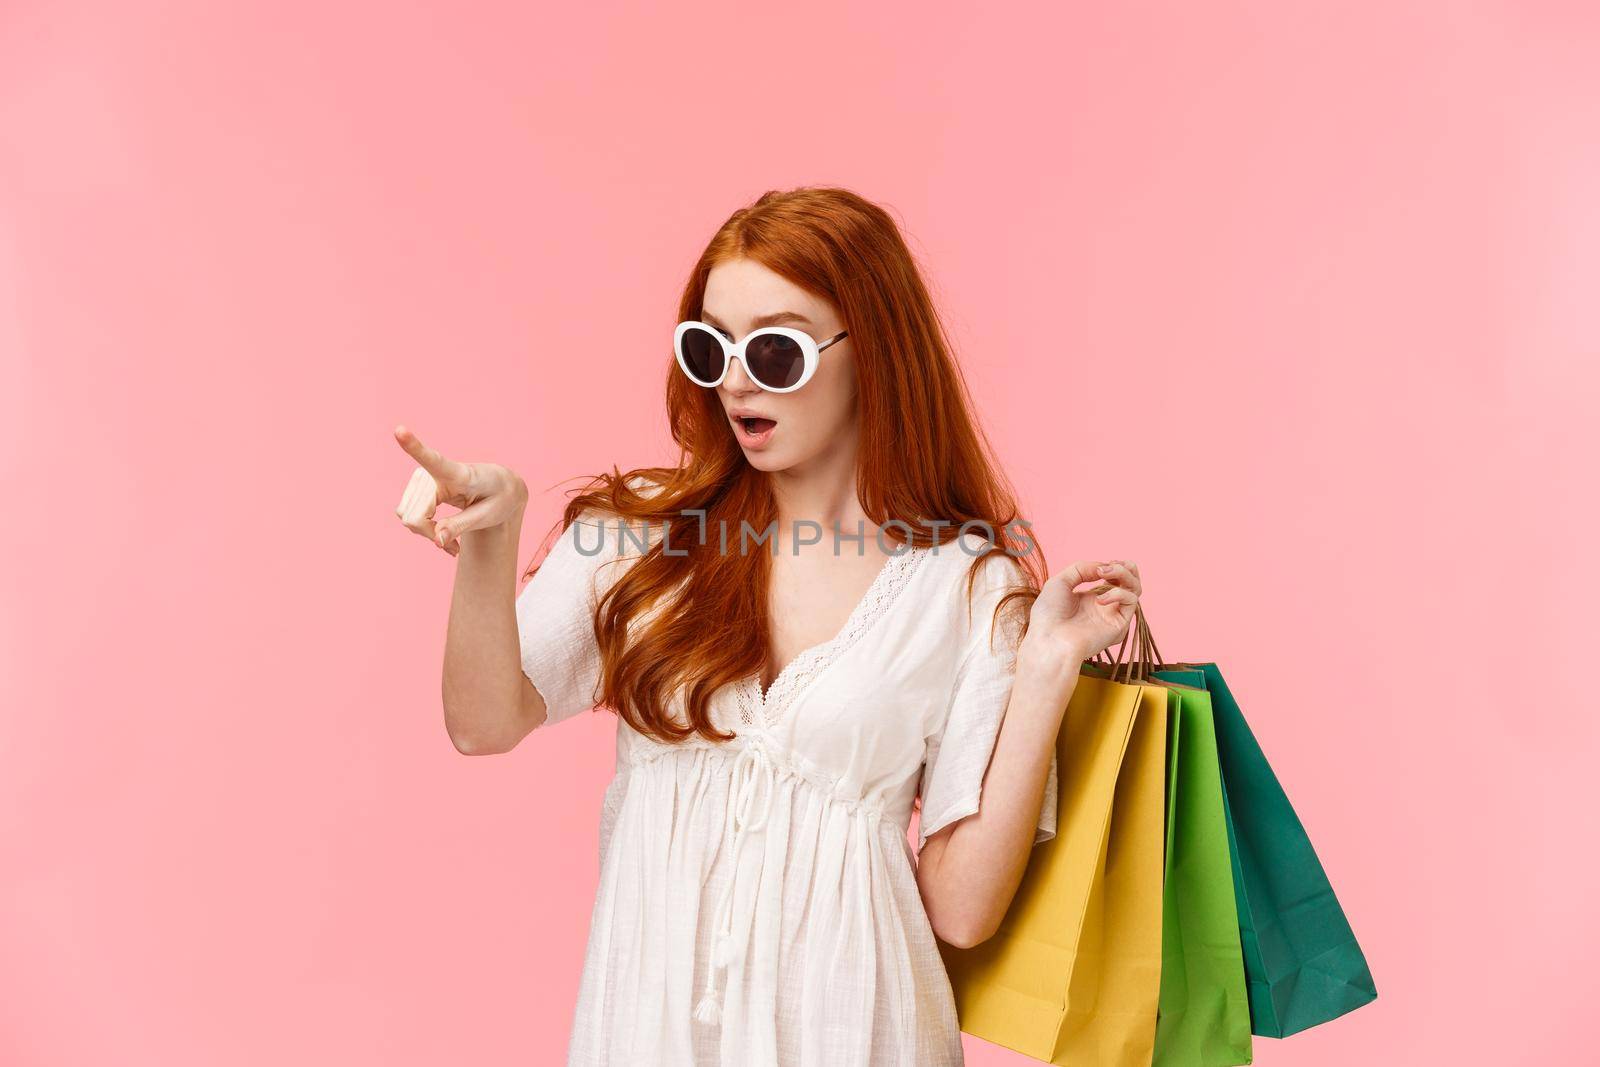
[736,544,933,728]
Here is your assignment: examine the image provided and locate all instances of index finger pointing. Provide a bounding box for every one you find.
[393,425,470,484]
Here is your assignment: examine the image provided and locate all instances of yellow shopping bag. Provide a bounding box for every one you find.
[939,669,1168,1065]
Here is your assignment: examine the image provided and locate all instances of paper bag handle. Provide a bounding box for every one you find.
[1089,596,1165,682]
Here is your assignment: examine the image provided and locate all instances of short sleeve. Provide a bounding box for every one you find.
[915,550,1059,853]
[514,509,637,728]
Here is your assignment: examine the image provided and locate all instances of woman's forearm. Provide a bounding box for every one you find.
[440,506,531,754]
[916,644,1082,948]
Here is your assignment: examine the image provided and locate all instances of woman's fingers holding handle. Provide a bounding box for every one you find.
[1095,560,1142,596]
[1094,585,1138,608]
[1057,560,1112,590]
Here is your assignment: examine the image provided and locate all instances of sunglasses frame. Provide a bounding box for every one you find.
[673,320,849,394]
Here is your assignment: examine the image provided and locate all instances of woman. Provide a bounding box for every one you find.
[392,186,1142,1066]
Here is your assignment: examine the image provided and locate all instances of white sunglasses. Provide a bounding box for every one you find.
[673,320,849,393]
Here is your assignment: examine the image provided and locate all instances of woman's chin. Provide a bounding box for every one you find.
[743,449,789,472]
[741,435,835,474]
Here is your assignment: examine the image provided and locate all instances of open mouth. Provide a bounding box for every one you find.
[733,413,778,444]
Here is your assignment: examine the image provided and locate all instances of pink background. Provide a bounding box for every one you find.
[3,2,1595,1064]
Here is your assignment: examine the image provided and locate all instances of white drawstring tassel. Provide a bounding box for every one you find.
[697,922,735,1023]
[694,968,724,1024]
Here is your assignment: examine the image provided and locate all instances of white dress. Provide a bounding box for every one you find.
[515,510,1058,1066]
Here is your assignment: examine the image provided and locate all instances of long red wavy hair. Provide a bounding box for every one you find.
[521,186,1047,745]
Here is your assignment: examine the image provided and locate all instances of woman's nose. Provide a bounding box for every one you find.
[722,354,759,394]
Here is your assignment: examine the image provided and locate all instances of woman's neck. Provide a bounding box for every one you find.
[767,436,873,548]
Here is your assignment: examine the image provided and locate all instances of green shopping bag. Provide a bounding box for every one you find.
[1148,674,1253,1066]
[1084,615,1251,1067]
[1108,606,1253,1067]
[1177,661,1378,1037]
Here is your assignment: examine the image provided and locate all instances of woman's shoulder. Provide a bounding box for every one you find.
[924,528,1029,588]
[565,471,671,554]
[920,528,1031,651]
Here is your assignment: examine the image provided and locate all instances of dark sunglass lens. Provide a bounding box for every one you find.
[679,327,725,384]
[746,333,805,389]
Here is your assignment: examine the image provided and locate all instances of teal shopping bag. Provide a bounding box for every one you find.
[1179,662,1378,1038]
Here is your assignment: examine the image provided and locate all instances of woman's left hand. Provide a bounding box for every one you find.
[1022,559,1142,666]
